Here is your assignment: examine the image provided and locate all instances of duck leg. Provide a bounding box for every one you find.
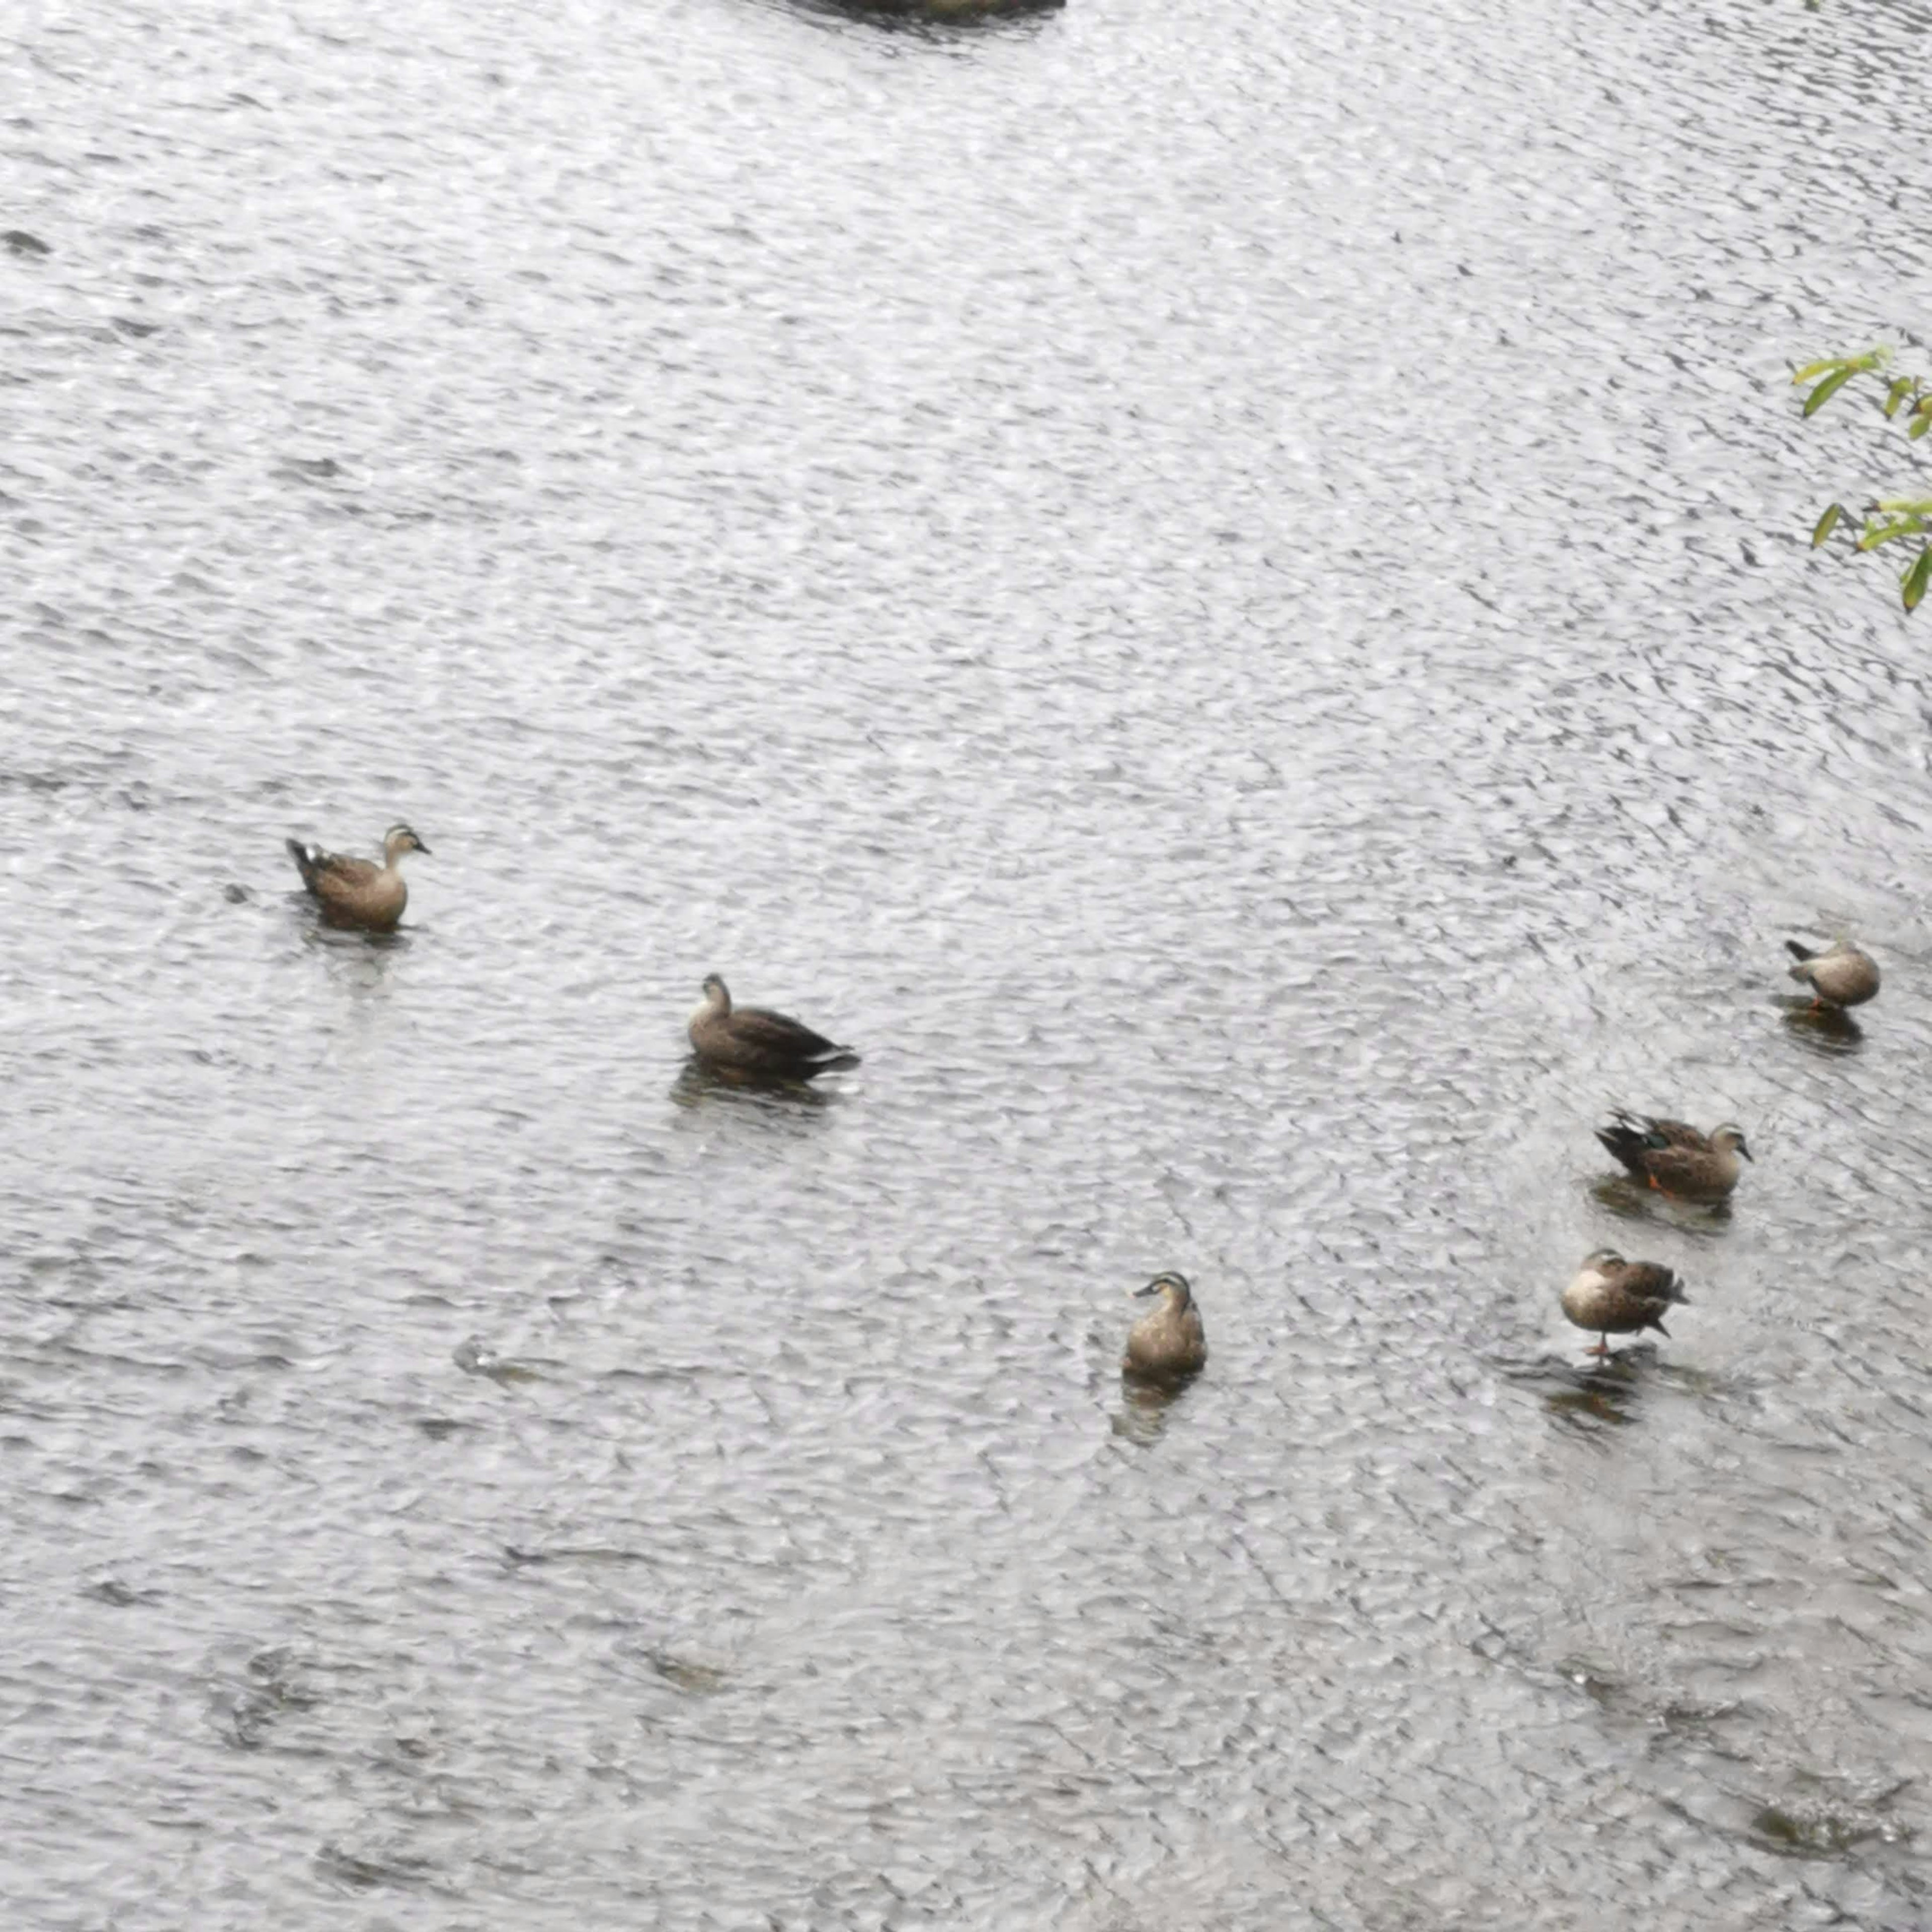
[1588,1335,1614,1357]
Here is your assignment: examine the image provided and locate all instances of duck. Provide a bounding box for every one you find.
[1561,1248,1688,1357]
[686,974,860,1083]
[1594,1110,1751,1202]
[1121,1271,1207,1385]
[1786,936,1880,1010]
[284,824,430,931]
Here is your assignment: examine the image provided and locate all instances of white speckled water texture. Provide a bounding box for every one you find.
[5,0,1931,1922]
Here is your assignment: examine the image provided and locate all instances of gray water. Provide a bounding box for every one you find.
[6,0,1932,1924]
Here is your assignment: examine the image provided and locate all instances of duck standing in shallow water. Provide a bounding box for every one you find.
[1122,1271,1207,1385]
[285,824,430,931]
[1786,937,1880,1011]
[686,974,860,1084]
[1562,1248,1688,1357]
[1594,1110,1751,1202]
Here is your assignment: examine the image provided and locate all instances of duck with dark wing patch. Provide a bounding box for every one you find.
[1594,1110,1750,1202]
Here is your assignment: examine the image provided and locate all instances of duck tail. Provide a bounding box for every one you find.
[285,838,321,890]
[811,1047,862,1074]
[1594,1118,1648,1171]
[1786,938,1818,970]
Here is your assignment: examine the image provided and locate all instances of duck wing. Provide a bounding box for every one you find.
[287,838,378,896]
[1612,1260,1687,1309]
[733,1006,861,1068]
[1621,1111,1707,1150]
[1631,1142,1725,1194]
[313,852,380,888]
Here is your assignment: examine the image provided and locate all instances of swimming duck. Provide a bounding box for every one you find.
[1561,1248,1688,1356]
[686,975,860,1083]
[285,824,430,931]
[1786,937,1880,1010]
[1121,1271,1207,1384]
[1594,1110,1751,1201]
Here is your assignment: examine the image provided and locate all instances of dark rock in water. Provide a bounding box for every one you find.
[224,882,251,904]
[4,230,52,259]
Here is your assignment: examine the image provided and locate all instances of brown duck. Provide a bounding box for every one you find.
[1595,1110,1751,1202]
[285,824,430,930]
[1122,1271,1207,1385]
[686,974,860,1083]
[1562,1248,1689,1356]
[1786,937,1880,1010]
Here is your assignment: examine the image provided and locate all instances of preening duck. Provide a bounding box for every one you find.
[1562,1248,1689,1357]
[1786,937,1880,1010]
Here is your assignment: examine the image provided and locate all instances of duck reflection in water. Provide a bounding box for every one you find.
[1545,1353,1648,1431]
[669,1058,833,1112]
[1779,999,1865,1055]
[1112,1374,1188,1443]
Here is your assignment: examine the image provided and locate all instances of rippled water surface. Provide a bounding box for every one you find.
[7,0,1932,1923]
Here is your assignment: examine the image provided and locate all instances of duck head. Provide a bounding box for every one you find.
[1134,1270,1193,1310]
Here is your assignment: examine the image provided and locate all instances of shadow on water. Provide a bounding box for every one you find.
[1777,999,1865,1057]
[286,890,414,953]
[1586,1173,1735,1238]
[1496,1344,1750,1438]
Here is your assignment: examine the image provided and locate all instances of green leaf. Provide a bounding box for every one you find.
[1803,365,1860,416]
[1856,518,1924,551]
[1876,498,1932,515]
[1792,357,1849,385]
[1904,545,1931,612]
[1910,410,1932,441]
[1883,377,1916,418]
[1811,502,1844,547]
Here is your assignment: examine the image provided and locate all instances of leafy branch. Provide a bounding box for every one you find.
[1796,346,1932,613]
